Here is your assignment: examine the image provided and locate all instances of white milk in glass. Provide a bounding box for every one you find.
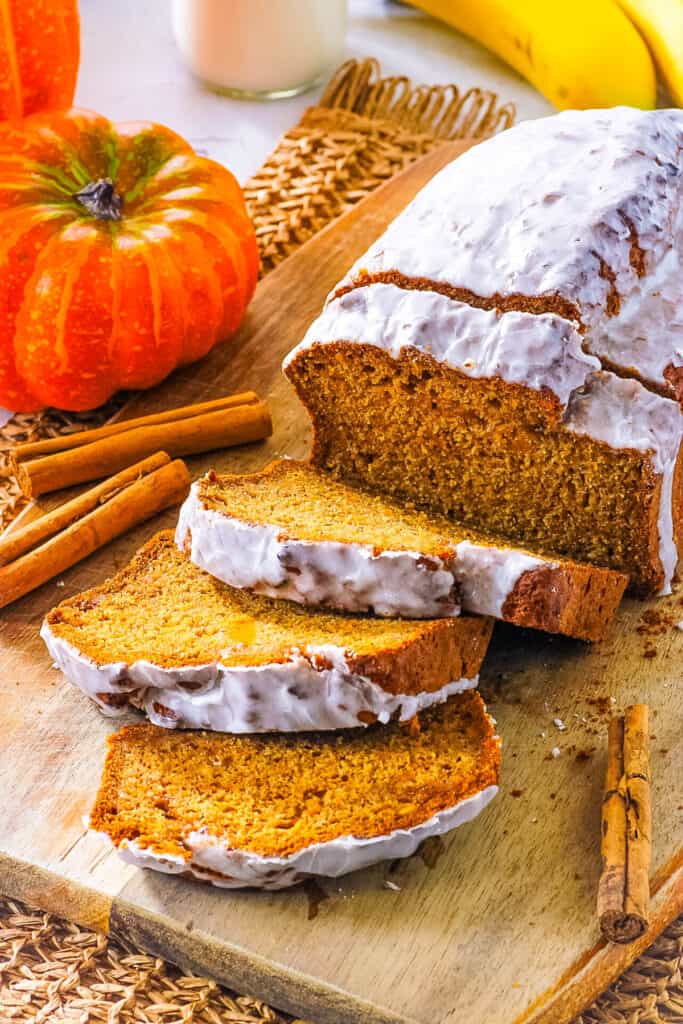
[172,0,347,99]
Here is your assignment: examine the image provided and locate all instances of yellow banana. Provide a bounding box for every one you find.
[406,0,656,110]
[616,0,683,105]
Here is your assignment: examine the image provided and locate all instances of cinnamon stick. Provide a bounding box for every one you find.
[15,401,272,498]
[0,457,190,609]
[10,391,260,461]
[597,704,651,943]
[0,452,170,566]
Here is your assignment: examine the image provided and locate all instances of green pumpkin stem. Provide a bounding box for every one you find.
[74,178,123,221]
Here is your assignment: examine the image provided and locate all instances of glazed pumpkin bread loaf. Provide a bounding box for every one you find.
[41,531,492,733]
[284,108,683,596]
[89,690,500,889]
[178,459,627,641]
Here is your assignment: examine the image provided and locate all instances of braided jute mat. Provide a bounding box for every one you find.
[0,57,680,1024]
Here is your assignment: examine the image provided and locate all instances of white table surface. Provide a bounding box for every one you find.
[77,0,553,184]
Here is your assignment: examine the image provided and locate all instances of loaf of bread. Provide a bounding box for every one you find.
[178,459,627,640]
[285,108,683,596]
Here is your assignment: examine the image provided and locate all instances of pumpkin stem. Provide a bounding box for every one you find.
[74,178,123,221]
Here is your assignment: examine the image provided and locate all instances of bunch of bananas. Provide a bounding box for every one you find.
[407,0,683,110]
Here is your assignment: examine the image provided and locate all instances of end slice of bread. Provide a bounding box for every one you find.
[89,690,500,889]
[178,460,628,641]
[42,531,493,733]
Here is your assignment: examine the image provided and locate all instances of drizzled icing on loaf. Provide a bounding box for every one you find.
[285,283,598,404]
[40,619,479,733]
[335,107,683,396]
[176,483,462,619]
[177,476,560,621]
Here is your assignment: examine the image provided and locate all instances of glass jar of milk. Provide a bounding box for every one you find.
[172,0,347,100]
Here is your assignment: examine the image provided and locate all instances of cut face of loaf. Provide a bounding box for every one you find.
[178,459,628,641]
[89,690,500,889]
[41,531,492,733]
[285,108,683,596]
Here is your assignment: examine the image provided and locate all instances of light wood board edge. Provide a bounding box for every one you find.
[2,850,680,1024]
[522,853,683,1024]
[0,851,112,935]
[109,896,409,1024]
[0,850,406,1024]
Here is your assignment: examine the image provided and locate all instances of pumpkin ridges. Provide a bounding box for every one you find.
[182,217,249,338]
[111,123,195,199]
[157,192,259,301]
[0,1,22,120]
[134,154,246,209]
[135,241,186,386]
[53,240,94,380]
[144,231,190,374]
[157,158,258,297]
[14,223,116,410]
[175,228,226,365]
[106,235,184,391]
[0,218,56,410]
[0,207,67,262]
[194,203,259,301]
[152,225,225,368]
[8,0,79,117]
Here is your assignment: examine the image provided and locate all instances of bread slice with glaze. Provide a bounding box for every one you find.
[176,459,628,641]
[89,689,500,889]
[42,531,493,733]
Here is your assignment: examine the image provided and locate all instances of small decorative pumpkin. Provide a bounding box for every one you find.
[0,108,259,411]
[0,0,80,120]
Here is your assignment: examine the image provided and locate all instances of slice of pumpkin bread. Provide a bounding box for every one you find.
[177,459,627,642]
[89,689,500,889]
[42,531,492,733]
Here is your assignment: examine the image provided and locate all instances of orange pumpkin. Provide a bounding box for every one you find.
[0,0,79,120]
[0,108,259,411]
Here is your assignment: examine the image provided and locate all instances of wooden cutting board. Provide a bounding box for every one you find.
[1,140,681,1024]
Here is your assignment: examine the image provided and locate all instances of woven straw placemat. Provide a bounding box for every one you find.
[0,57,680,1024]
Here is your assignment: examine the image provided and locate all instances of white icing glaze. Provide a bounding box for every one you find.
[40,620,477,732]
[452,541,548,615]
[177,478,552,619]
[284,283,598,405]
[335,107,683,393]
[176,483,460,618]
[92,784,499,890]
[287,282,683,592]
[563,371,683,593]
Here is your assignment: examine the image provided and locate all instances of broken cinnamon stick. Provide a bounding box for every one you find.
[597,704,651,944]
[0,457,190,609]
[10,391,261,461]
[15,401,272,498]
